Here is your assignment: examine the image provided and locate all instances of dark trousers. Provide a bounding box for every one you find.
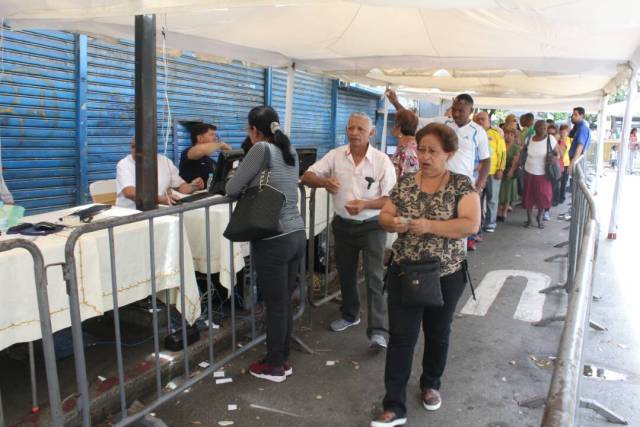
[252,230,306,366]
[332,216,387,338]
[559,169,569,203]
[382,268,467,417]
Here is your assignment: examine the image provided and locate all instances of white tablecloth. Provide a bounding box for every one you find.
[183,187,334,288]
[0,206,201,351]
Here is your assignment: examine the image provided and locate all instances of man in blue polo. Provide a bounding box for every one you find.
[568,107,591,173]
[561,107,591,220]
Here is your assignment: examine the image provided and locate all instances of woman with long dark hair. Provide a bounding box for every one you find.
[226,106,305,383]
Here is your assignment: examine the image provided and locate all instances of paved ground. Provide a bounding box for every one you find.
[6,173,637,427]
[149,183,634,427]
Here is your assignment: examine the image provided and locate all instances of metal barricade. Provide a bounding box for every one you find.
[541,157,627,425]
[59,188,313,426]
[0,239,64,427]
[305,187,341,307]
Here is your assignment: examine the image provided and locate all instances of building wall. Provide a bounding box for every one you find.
[0,29,380,214]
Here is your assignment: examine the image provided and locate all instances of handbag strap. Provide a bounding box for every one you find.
[258,143,273,189]
[546,135,552,154]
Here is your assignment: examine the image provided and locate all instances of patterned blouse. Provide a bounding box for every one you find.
[390,171,476,276]
[390,140,419,179]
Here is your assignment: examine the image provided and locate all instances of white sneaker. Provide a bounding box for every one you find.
[330,318,360,332]
[369,334,387,350]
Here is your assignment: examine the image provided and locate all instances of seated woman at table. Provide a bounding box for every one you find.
[0,166,14,204]
[116,137,205,209]
[226,106,305,383]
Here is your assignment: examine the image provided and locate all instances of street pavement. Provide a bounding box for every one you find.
[149,174,639,427]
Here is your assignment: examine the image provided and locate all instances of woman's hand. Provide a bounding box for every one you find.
[388,216,410,233]
[408,218,431,235]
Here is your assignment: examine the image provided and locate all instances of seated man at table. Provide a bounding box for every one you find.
[116,138,204,209]
[179,123,231,184]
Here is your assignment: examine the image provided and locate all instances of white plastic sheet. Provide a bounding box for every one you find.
[2,1,640,107]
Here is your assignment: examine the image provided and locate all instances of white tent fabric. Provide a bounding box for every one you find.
[2,0,640,109]
[605,101,640,117]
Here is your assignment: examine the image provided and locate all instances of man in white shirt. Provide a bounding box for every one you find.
[386,91,490,189]
[386,91,490,251]
[0,166,14,205]
[116,138,204,209]
[302,112,396,350]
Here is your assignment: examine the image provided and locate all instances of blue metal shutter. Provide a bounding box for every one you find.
[86,37,264,184]
[336,88,378,147]
[272,69,333,157]
[0,30,77,214]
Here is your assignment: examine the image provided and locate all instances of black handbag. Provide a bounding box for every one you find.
[545,136,561,182]
[397,257,443,307]
[223,146,286,242]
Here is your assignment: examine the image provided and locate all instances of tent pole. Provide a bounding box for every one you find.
[607,69,637,239]
[380,90,389,153]
[284,63,295,135]
[134,14,158,211]
[594,94,609,195]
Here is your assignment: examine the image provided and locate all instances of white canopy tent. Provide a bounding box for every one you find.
[2,0,640,238]
[2,0,640,110]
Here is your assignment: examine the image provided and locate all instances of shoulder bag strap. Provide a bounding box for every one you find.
[258,143,272,188]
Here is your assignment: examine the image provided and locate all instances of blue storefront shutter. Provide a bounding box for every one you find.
[0,30,78,214]
[86,37,264,184]
[272,69,334,157]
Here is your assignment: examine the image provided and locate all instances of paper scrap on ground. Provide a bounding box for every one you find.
[216,378,233,385]
[218,421,234,426]
[325,361,335,366]
[98,376,106,382]
[228,404,237,411]
[198,361,210,369]
[249,404,301,417]
[214,370,225,378]
[166,381,178,390]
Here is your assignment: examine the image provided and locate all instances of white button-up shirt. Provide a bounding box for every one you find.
[308,144,396,221]
[115,154,185,210]
[419,117,490,180]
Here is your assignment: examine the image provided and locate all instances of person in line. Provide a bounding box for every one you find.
[504,113,519,132]
[386,90,490,251]
[389,109,419,179]
[116,138,204,209]
[0,166,14,205]
[226,106,305,383]
[497,126,521,222]
[610,145,618,171]
[556,124,572,204]
[568,107,592,172]
[520,113,535,142]
[302,112,396,350]
[629,127,638,173]
[371,123,480,427]
[562,107,592,220]
[179,123,231,184]
[547,124,565,207]
[522,120,560,228]
[473,111,506,232]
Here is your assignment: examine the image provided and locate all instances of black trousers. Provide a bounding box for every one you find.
[252,230,306,366]
[382,267,467,417]
[559,169,569,203]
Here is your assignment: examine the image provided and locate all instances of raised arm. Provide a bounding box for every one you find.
[187,141,232,160]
